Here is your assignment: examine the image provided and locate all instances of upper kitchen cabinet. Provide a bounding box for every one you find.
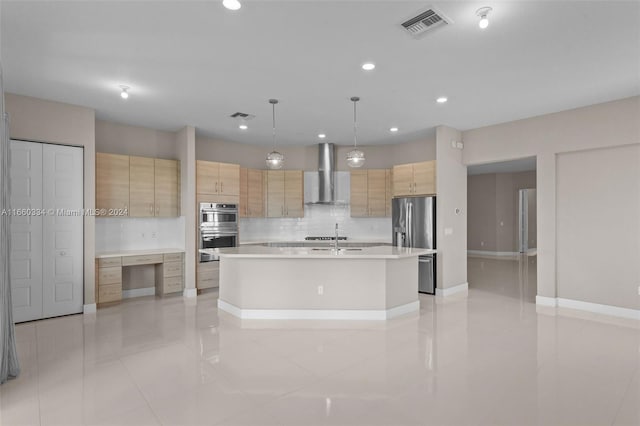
[392,160,436,197]
[266,170,303,218]
[350,169,390,217]
[154,159,180,217]
[96,153,180,218]
[196,160,240,198]
[129,156,155,217]
[240,168,264,218]
[96,153,130,215]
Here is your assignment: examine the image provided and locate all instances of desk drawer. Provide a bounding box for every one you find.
[163,261,183,278]
[163,276,183,294]
[99,283,122,303]
[98,257,121,268]
[122,254,163,266]
[164,252,183,262]
[98,266,122,285]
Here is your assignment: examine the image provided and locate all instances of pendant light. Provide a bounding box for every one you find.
[265,98,284,169]
[346,96,365,168]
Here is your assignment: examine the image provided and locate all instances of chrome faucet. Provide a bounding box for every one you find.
[334,223,339,251]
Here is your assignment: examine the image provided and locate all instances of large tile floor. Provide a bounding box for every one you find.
[1,255,639,425]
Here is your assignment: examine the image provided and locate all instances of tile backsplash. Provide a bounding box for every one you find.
[96,217,185,252]
[239,204,391,242]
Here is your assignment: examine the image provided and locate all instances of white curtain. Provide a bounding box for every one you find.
[0,64,20,384]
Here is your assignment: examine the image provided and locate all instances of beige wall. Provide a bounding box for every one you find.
[436,126,467,290]
[5,93,97,306]
[556,144,639,310]
[462,96,640,305]
[95,119,178,159]
[196,136,436,170]
[467,171,536,252]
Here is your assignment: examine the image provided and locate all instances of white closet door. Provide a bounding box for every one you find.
[9,140,44,323]
[42,144,84,318]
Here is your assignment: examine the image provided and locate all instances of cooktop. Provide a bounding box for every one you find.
[304,236,348,241]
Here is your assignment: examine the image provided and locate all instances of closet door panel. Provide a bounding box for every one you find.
[42,144,84,318]
[9,140,43,323]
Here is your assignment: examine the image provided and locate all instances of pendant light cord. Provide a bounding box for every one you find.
[272,102,276,150]
[353,100,357,148]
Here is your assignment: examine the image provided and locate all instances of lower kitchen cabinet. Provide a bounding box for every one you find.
[95,251,184,305]
[197,261,219,289]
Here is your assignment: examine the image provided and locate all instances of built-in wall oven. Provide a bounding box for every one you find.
[199,203,238,262]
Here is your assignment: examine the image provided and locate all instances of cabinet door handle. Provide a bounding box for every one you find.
[156,207,159,215]
[149,204,153,214]
[221,182,224,193]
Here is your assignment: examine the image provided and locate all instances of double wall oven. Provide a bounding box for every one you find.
[199,203,238,263]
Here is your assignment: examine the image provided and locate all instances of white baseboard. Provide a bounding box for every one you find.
[436,282,468,297]
[467,250,519,258]
[217,299,420,320]
[183,288,198,298]
[535,295,558,307]
[536,296,640,320]
[122,287,155,299]
[83,303,96,314]
[557,298,640,321]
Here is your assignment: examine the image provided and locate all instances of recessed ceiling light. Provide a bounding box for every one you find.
[318,134,326,139]
[119,85,129,99]
[239,124,248,130]
[361,62,376,71]
[476,7,492,29]
[222,0,241,10]
[390,127,399,132]
[436,96,448,103]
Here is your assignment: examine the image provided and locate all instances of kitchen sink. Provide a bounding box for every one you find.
[311,248,363,252]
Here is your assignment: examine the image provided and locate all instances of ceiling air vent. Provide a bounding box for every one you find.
[401,7,452,38]
[230,112,255,120]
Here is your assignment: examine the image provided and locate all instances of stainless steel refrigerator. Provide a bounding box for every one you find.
[392,196,436,294]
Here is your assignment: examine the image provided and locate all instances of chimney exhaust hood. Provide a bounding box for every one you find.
[317,142,335,203]
[304,143,350,205]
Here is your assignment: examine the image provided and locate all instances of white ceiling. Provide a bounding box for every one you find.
[467,156,536,175]
[2,1,639,147]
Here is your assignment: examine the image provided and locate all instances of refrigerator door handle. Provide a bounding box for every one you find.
[408,202,413,248]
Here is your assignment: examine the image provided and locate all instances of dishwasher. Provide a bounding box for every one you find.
[418,254,436,294]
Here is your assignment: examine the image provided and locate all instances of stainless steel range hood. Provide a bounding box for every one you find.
[317,143,335,203]
[304,143,349,205]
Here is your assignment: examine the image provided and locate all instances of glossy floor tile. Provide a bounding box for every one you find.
[1,255,638,425]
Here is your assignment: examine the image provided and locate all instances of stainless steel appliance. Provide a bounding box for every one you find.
[199,203,238,262]
[392,196,436,294]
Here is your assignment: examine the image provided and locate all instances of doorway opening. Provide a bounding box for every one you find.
[466,157,537,301]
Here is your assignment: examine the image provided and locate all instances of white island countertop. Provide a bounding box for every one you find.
[203,246,435,259]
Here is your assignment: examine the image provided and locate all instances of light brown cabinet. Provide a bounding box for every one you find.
[97,153,180,217]
[129,156,155,217]
[350,169,391,217]
[239,168,264,218]
[392,160,436,197]
[96,153,130,215]
[196,160,240,197]
[95,252,184,305]
[266,170,304,218]
[154,159,180,217]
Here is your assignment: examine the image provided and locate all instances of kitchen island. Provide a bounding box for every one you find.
[205,246,435,320]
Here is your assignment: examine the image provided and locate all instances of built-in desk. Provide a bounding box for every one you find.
[95,249,185,305]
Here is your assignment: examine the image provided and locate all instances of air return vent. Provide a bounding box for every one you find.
[230,112,255,120]
[401,7,452,38]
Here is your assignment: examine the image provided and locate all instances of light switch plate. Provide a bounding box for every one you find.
[444,228,453,236]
